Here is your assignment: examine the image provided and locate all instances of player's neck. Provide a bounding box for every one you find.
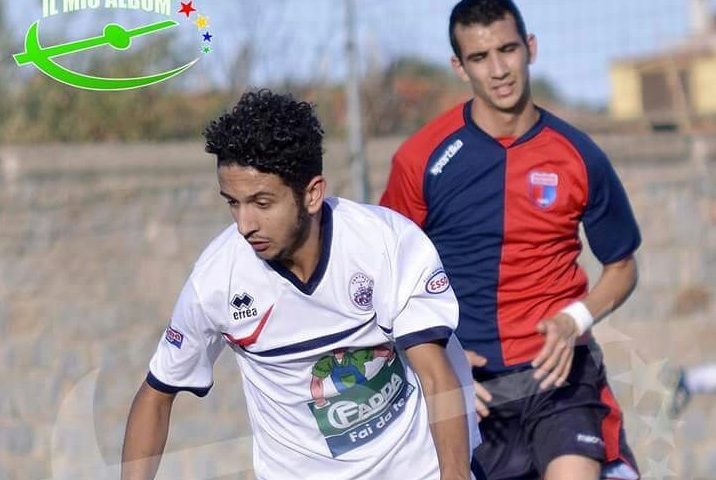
[470,96,540,140]
[283,210,324,284]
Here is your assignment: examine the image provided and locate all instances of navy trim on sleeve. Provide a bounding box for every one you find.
[582,157,641,263]
[542,110,641,264]
[396,326,452,350]
[146,371,212,398]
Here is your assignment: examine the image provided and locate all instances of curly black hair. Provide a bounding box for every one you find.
[449,0,528,60]
[203,89,324,195]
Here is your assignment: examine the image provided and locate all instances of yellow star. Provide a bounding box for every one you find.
[194,14,209,30]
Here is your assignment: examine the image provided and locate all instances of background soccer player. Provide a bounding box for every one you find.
[121,89,479,479]
[381,1,642,478]
[670,362,716,417]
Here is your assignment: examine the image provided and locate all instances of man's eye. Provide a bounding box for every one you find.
[256,202,271,209]
[226,199,238,207]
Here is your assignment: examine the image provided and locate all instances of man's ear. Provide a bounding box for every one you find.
[451,55,470,83]
[526,33,537,64]
[304,176,326,214]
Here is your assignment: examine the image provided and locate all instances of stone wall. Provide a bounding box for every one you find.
[0,135,714,479]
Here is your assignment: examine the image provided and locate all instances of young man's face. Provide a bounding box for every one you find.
[218,165,321,263]
[451,14,536,114]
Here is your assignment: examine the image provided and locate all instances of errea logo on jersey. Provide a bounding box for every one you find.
[430,139,464,176]
[231,292,258,320]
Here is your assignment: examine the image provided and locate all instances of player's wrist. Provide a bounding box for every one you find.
[560,301,593,336]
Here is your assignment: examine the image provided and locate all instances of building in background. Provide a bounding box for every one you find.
[610,0,716,131]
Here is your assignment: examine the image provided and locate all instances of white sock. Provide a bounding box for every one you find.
[684,363,716,394]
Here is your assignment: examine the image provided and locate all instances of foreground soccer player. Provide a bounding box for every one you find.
[381,1,641,479]
[121,89,479,480]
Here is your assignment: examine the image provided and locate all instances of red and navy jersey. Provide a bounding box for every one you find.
[380,101,641,373]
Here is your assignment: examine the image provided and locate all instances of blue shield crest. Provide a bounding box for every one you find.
[529,171,559,208]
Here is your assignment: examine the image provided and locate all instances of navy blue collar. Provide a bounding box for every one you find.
[462,100,547,148]
[267,202,333,296]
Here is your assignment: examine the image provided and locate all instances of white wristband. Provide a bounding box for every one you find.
[560,301,594,336]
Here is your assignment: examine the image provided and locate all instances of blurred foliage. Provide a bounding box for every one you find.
[1,24,565,143]
[362,57,468,136]
[532,77,562,104]
[2,29,233,143]
[303,57,564,137]
[0,1,15,135]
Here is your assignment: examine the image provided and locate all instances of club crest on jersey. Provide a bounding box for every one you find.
[165,326,184,349]
[425,269,450,294]
[528,171,559,208]
[349,272,374,311]
[231,292,258,320]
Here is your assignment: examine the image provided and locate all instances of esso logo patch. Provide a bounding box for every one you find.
[425,270,450,294]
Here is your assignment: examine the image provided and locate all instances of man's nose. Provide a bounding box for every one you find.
[235,207,258,237]
[489,54,509,79]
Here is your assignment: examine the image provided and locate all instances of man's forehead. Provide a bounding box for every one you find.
[455,16,521,47]
[218,165,287,195]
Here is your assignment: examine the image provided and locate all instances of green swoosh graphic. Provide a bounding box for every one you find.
[13,21,200,91]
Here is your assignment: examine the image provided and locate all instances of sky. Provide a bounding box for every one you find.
[4,0,715,106]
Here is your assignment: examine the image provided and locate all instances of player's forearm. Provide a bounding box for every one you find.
[423,375,470,480]
[406,343,470,479]
[121,382,175,480]
[583,255,638,324]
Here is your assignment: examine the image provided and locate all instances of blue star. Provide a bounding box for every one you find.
[202,31,213,42]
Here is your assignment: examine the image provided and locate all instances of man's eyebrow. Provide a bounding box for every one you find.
[464,41,521,60]
[498,41,521,50]
[219,191,237,201]
[465,49,488,60]
[219,191,276,202]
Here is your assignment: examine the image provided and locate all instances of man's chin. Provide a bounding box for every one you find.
[495,91,530,114]
[252,248,275,261]
[256,247,291,264]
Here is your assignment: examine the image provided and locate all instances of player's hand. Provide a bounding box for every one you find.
[464,350,493,418]
[532,313,578,390]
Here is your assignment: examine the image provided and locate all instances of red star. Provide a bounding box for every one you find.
[178,1,196,18]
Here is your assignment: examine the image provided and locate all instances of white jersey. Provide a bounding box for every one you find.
[148,197,480,479]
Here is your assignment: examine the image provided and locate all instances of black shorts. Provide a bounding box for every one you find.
[473,346,640,480]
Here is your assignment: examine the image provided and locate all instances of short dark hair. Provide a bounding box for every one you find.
[203,89,324,195]
[449,0,528,60]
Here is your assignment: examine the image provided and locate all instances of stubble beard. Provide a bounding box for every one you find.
[271,201,312,265]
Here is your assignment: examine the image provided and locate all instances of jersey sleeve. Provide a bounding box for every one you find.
[581,145,641,264]
[374,218,459,350]
[147,278,225,397]
[379,149,428,228]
